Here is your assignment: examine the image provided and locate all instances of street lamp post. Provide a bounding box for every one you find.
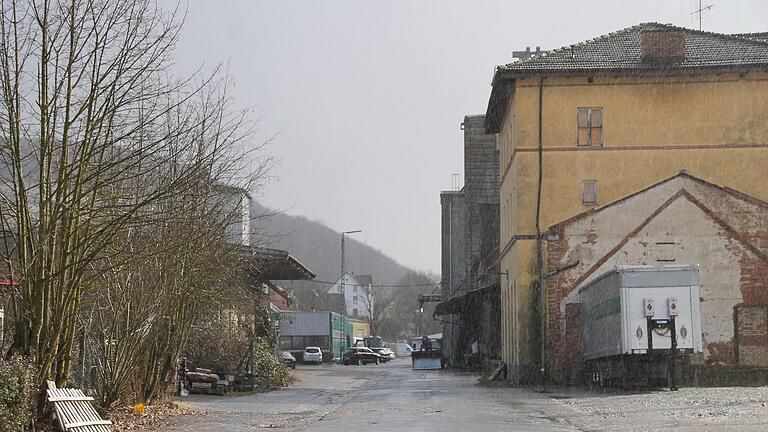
[340,230,361,349]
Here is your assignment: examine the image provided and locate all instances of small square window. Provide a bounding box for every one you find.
[577,108,603,146]
[582,180,597,205]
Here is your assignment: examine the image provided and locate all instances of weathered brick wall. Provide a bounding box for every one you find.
[546,227,571,381]
[544,174,768,384]
[562,303,583,382]
[736,305,768,367]
[546,225,588,382]
[693,185,768,304]
[462,115,500,289]
[741,256,768,304]
[641,30,686,63]
[463,115,499,204]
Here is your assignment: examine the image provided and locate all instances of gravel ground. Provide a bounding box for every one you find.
[549,386,768,431]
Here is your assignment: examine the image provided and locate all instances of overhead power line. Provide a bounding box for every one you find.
[293,279,439,289]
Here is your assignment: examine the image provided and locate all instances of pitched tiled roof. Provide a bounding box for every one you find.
[485,23,768,133]
[732,32,768,43]
[500,23,768,73]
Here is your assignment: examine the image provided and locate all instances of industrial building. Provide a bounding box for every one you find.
[483,23,768,381]
[278,311,352,361]
[437,114,501,370]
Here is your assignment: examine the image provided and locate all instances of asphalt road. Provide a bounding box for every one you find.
[144,359,768,432]
[148,358,575,431]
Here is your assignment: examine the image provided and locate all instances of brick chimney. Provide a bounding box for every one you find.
[641,30,686,64]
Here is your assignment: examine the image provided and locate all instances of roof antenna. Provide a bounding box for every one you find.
[690,0,714,31]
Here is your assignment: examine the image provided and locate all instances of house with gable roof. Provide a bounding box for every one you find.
[326,272,372,320]
[484,22,768,382]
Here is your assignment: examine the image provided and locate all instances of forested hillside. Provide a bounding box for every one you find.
[251,201,441,339]
[251,201,412,284]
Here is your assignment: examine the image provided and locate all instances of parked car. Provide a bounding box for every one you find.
[371,347,395,362]
[303,346,323,365]
[393,340,413,357]
[342,347,381,365]
[281,351,296,369]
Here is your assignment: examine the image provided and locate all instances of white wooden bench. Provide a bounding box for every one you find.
[46,380,112,431]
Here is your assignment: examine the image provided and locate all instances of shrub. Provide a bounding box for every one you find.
[185,317,251,372]
[0,356,35,432]
[252,339,291,388]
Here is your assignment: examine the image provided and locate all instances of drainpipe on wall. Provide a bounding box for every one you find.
[536,77,547,386]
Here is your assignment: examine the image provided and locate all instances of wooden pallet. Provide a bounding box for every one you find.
[46,380,112,431]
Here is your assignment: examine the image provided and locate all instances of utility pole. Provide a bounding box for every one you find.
[340,230,361,347]
[366,283,375,336]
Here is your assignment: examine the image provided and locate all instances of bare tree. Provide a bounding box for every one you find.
[373,272,440,341]
[81,159,258,408]
[0,0,270,413]
[361,285,389,337]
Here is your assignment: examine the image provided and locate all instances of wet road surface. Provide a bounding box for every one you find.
[144,358,768,431]
[147,358,575,431]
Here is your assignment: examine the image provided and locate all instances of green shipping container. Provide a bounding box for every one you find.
[278,311,352,360]
[329,312,352,359]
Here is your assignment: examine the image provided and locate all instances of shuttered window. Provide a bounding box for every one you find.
[582,180,597,205]
[577,108,603,146]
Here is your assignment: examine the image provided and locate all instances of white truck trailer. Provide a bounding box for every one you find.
[580,265,703,388]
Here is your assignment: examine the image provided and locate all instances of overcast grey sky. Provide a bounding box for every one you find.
[171,1,767,273]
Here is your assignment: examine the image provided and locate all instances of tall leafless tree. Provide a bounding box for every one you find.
[0,0,270,413]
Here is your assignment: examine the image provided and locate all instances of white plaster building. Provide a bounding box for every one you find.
[327,273,372,319]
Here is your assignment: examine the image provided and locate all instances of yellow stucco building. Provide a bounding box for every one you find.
[484,23,768,381]
[348,317,371,340]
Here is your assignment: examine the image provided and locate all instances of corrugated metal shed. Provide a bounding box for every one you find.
[279,312,330,336]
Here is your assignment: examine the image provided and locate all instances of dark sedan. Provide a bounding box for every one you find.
[342,347,381,365]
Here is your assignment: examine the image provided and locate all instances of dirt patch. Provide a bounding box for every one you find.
[109,401,204,431]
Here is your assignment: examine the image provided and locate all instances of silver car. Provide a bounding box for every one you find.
[303,346,323,364]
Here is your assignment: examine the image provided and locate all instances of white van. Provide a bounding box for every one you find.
[392,340,413,357]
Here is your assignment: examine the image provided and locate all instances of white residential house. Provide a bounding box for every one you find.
[327,273,372,319]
